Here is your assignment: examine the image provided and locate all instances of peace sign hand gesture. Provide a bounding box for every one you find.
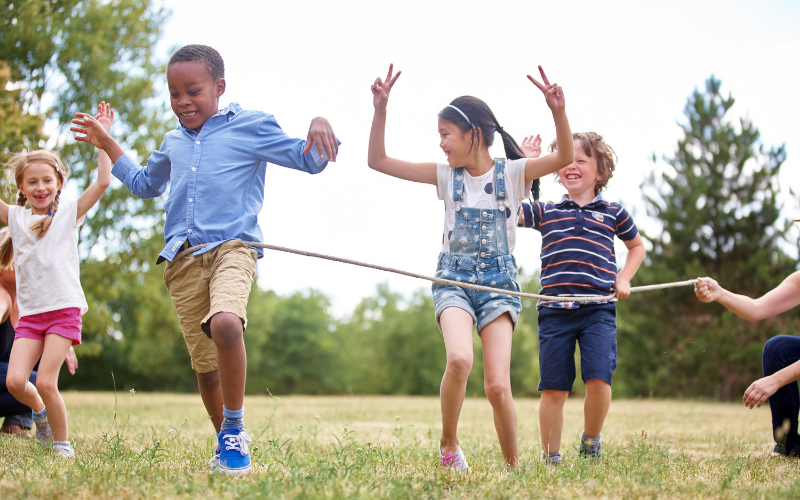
[528,66,565,113]
[371,64,402,110]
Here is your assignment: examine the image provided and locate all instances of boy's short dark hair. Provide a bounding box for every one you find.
[169,44,225,81]
[549,132,617,194]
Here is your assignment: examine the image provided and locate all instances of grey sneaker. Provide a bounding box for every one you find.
[35,422,53,446]
[580,431,602,459]
[52,442,75,458]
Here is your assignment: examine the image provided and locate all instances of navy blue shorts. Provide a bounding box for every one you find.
[537,303,617,391]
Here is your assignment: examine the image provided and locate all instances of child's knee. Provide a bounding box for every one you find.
[585,378,611,392]
[541,390,569,405]
[446,352,473,379]
[196,369,220,389]
[209,312,243,346]
[34,377,58,399]
[484,380,510,406]
[6,373,29,397]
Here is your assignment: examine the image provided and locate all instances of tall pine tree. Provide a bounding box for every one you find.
[616,76,799,400]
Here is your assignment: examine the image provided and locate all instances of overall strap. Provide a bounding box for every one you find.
[452,167,465,202]
[494,158,506,201]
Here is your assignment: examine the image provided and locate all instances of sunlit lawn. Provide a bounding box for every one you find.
[1,392,799,499]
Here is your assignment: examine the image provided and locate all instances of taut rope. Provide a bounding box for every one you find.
[175,241,696,302]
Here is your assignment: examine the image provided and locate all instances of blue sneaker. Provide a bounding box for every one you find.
[217,427,252,476]
[208,445,220,471]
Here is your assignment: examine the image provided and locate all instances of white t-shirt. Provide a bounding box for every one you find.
[8,200,88,317]
[436,158,531,254]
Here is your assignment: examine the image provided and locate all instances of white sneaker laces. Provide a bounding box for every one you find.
[222,431,252,456]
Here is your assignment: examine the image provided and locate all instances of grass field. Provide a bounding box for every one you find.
[1,392,799,499]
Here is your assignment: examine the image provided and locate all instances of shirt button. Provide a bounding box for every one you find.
[188,198,193,202]
[195,140,200,145]
[191,167,196,171]
[187,229,193,234]
[480,263,486,268]
[481,239,486,244]
[480,252,486,257]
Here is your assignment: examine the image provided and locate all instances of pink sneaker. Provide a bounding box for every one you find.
[440,445,470,472]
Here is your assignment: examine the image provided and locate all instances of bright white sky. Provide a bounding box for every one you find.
[152,0,800,317]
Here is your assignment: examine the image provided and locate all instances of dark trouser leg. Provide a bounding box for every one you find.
[763,336,800,454]
[0,362,37,420]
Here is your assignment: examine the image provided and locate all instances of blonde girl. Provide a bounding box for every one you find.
[0,102,113,457]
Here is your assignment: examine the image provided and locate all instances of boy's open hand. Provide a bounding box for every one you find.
[71,112,114,150]
[371,64,401,110]
[521,134,542,158]
[95,101,115,133]
[694,277,722,303]
[304,117,338,162]
[528,66,565,113]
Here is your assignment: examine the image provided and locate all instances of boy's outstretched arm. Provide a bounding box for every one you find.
[695,272,800,322]
[615,235,645,299]
[255,114,340,175]
[76,102,114,220]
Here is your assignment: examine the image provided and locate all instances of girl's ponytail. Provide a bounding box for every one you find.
[495,125,539,200]
[439,96,540,200]
[0,227,12,269]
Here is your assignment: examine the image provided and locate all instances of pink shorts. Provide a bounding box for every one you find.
[15,308,83,346]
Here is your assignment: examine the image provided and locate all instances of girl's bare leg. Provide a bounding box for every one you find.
[33,334,73,441]
[480,313,519,466]
[439,307,475,456]
[6,338,45,413]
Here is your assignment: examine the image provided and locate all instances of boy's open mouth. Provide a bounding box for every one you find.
[181,111,198,118]
[566,173,581,180]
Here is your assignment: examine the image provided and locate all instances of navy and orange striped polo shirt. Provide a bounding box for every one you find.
[521,194,638,309]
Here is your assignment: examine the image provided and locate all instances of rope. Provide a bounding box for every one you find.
[175,241,697,302]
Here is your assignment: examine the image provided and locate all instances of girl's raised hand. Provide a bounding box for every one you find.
[95,101,115,133]
[521,134,542,159]
[527,66,565,113]
[371,64,401,109]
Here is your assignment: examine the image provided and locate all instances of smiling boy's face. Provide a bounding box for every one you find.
[557,139,603,197]
[167,60,226,132]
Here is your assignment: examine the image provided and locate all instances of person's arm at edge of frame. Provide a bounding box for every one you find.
[695,272,800,408]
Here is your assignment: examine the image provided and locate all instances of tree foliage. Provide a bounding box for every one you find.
[616,76,799,399]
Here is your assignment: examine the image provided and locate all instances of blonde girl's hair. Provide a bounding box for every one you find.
[549,132,617,194]
[0,227,11,269]
[1,150,70,249]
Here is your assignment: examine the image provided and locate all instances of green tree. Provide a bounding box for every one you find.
[2,0,175,383]
[616,76,800,399]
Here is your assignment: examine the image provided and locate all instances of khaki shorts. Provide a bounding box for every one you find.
[164,240,258,373]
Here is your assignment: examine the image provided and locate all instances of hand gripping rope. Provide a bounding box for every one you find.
[175,241,697,302]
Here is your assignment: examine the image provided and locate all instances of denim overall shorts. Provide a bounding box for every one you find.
[432,159,522,334]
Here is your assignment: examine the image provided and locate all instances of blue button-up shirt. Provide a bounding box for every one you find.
[112,103,332,261]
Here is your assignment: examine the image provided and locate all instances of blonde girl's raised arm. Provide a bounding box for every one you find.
[368,64,437,185]
[523,66,574,182]
[75,103,115,221]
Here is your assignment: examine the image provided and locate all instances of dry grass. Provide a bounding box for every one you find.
[1,392,798,499]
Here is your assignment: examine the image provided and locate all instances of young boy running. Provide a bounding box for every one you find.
[519,132,645,463]
[72,45,339,475]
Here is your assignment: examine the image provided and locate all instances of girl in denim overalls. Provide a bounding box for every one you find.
[368,65,574,469]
